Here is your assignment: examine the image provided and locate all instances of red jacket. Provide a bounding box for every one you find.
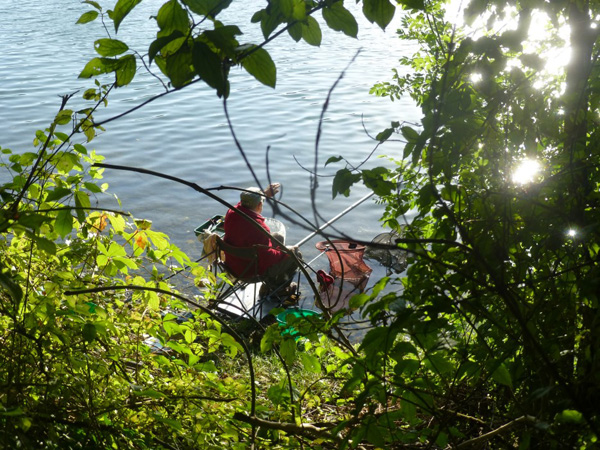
[223,202,289,277]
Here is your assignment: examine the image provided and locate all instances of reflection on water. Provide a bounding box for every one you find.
[1,0,419,269]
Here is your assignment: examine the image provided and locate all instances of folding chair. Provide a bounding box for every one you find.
[211,236,277,319]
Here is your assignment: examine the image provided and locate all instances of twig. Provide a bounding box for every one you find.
[232,412,338,441]
[455,415,537,449]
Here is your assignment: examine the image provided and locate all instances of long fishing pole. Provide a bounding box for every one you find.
[294,189,376,248]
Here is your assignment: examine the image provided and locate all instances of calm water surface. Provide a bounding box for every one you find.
[1,0,419,265]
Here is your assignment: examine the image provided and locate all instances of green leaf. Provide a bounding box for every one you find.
[302,16,322,46]
[83,1,101,10]
[146,291,160,310]
[83,322,97,342]
[55,210,74,238]
[77,10,99,24]
[280,338,297,365]
[555,409,583,424]
[18,213,50,229]
[288,22,302,42]
[398,0,425,10]
[349,293,371,309]
[300,353,321,373]
[260,325,280,353]
[182,0,232,17]
[332,168,361,199]
[54,132,70,142]
[108,214,125,233]
[30,234,57,255]
[94,38,129,57]
[259,8,283,39]
[204,25,242,58]
[325,155,343,166]
[362,0,395,30]
[492,363,513,389]
[241,46,276,88]
[0,407,25,417]
[322,3,358,38]
[75,191,91,210]
[425,352,454,375]
[74,144,87,154]
[54,110,73,126]
[362,168,395,196]
[75,191,90,222]
[157,0,189,34]
[376,127,393,142]
[116,54,136,87]
[165,48,194,88]
[112,0,142,33]
[146,230,169,250]
[79,57,117,79]
[401,126,419,142]
[84,182,102,193]
[0,267,23,303]
[149,31,185,63]
[192,40,227,96]
[133,389,167,399]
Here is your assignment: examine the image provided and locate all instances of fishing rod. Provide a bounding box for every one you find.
[294,189,376,248]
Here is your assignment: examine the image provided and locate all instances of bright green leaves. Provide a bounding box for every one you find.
[300,352,321,373]
[79,58,115,79]
[54,110,73,126]
[253,0,306,40]
[555,409,584,424]
[77,1,101,23]
[300,16,322,46]
[116,54,136,86]
[79,55,137,87]
[111,0,142,33]
[280,336,297,365]
[398,0,425,10]
[362,0,396,30]
[240,45,276,88]
[164,48,194,89]
[55,210,74,239]
[156,0,189,36]
[322,2,358,38]
[149,1,194,89]
[182,0,232,18]
[252,0,323,46]
[149,31,186,64]
[77,11,99,24]
[94,39,129,57]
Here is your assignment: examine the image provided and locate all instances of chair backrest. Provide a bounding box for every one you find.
[215,236,261,282]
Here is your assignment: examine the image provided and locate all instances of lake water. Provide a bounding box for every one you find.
[0,0,419,267]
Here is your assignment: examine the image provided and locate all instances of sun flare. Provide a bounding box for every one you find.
[512,159,541,185]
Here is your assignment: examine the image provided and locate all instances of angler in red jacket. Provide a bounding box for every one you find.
[223,184,299,290]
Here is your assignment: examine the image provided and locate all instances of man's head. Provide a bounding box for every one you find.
[240,187,264,211]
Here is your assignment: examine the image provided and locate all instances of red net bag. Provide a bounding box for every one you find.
[315,240,372,282]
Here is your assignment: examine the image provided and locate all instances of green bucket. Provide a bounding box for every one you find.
[276,308,321,338]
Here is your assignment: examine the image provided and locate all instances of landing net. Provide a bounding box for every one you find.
[315,240,372,282]
[315,240,373,312]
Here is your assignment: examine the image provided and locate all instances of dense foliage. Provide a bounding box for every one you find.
[1,0,599,448]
